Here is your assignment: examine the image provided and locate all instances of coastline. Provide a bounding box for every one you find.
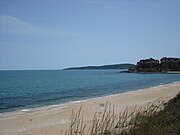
[0,82,180,135]
[1,81,179,117]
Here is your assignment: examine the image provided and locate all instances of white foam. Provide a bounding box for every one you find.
[72,100,87,103]
[21,109,30,112]
[173,81,180,84]
[152,84,164,89]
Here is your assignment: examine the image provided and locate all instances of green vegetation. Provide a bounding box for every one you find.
[63,93,180,135]
[63,64,135,70]
[127,93,180,135]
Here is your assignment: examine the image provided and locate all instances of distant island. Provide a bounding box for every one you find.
[63,57,180,73]
[63,63,135,70]
[129,57,180,73]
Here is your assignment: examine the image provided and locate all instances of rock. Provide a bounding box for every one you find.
[160,57,180,71]
[131,57,180,73]
[136,58,159,72]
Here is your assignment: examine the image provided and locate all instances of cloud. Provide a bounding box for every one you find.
[0,16,68,38]
[0,16,37,35]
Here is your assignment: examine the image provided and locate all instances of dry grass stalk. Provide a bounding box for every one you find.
[63,99,167,135]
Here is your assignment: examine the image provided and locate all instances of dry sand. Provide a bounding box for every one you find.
[0,82,180,135]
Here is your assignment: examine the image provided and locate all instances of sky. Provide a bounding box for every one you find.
[0,0,180,70]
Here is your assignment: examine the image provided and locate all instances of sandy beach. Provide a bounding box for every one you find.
[0,82,180,135]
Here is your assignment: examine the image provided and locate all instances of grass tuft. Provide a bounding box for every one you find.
[63,92,180,135]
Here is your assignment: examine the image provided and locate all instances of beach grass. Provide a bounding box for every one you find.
[63,92,180,135]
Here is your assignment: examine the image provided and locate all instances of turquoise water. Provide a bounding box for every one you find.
[0,70,180,113]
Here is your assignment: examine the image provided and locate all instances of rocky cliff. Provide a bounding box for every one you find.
[136,58,159,72]
[160,57,180,71]
[131,57,180,73]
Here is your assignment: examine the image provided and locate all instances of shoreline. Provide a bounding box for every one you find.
[0,82,180,135]
[0,81,180,118]
[0,81,178,115]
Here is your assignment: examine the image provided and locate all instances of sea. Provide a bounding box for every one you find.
[0,70,180,113]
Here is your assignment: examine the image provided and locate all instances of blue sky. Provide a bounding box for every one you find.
[0,0,180,70]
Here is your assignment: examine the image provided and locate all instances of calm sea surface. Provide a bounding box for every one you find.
[0,70,180,113]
